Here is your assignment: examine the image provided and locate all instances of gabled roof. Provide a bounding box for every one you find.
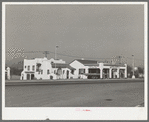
[51,63,76,70]
[67,65,76,70]
[75,59,98,65]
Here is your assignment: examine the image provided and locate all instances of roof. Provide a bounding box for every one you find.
[84,64,99,66]
[104,63,125,67]
[51,63,76,70]
[75,59,98,65]
[67,65,76,70]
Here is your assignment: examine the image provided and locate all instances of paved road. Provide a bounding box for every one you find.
[5,79,144,107]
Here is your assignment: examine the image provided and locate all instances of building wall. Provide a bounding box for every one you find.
[21,58,127,80]
[21,58,74,80]
[35,61,53,80]
[70,61,127,79]
[21,59,37,80]
[69,60,88,79]
[5,67,10,80]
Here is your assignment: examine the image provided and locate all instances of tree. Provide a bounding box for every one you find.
[134,70,139,78]
[137,67,144,78]
[10,67,23,76]
[138,67,144,74]
[127,65,144,78]
[127,65,133,78]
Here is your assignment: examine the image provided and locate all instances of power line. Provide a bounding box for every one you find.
[43,51,49,58]
[6,51,112,59]
[6,51,144,61]
[127,57,144,61]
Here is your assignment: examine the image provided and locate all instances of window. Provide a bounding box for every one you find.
[47,70,50,74]
[79,69,85,74]
[41,70,43,74]
[57,68,62,75]
[28,66,30,71]
[25,66,26,69]
[32,65,35,71]
[71,70,74,74]
[89,68,100,73]
[36,63,41,72]
[54,70,56,74]
[63,70,65,74]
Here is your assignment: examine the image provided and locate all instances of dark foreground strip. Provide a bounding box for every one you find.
[5,80,144,86]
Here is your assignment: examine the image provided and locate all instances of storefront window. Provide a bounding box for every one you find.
[79,69,85,74]
[89,68,100,73]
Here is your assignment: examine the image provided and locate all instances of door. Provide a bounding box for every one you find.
[120,69,124,78]
[27,74,30,80]
[31,74,34,80]
[21,74,24,80]
[67,70,69,79]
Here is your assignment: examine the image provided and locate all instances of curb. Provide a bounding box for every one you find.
[5,79,144,86]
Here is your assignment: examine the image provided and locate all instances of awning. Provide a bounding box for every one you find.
[25,71,35,73]
[84,73,100,76]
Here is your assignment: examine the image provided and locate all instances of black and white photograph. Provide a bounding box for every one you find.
[2,2,148,120]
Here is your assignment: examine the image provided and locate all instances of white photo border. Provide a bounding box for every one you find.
[2,2,148,120]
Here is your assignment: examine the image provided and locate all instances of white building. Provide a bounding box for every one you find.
[69,59,127,79]
[20,57,75,80]
[20,57,127,80]
[5,67,10,80]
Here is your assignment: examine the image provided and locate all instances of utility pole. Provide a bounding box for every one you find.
[132,55,135,79]
[119,56,121,64]
[43,51,49,58]
[126,57,128,64]
[121,54,123,64]
[55,46,58,77]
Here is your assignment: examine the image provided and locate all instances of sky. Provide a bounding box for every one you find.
[5,4,145,67]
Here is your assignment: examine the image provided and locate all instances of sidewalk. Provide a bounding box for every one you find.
[5,78,144,86]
